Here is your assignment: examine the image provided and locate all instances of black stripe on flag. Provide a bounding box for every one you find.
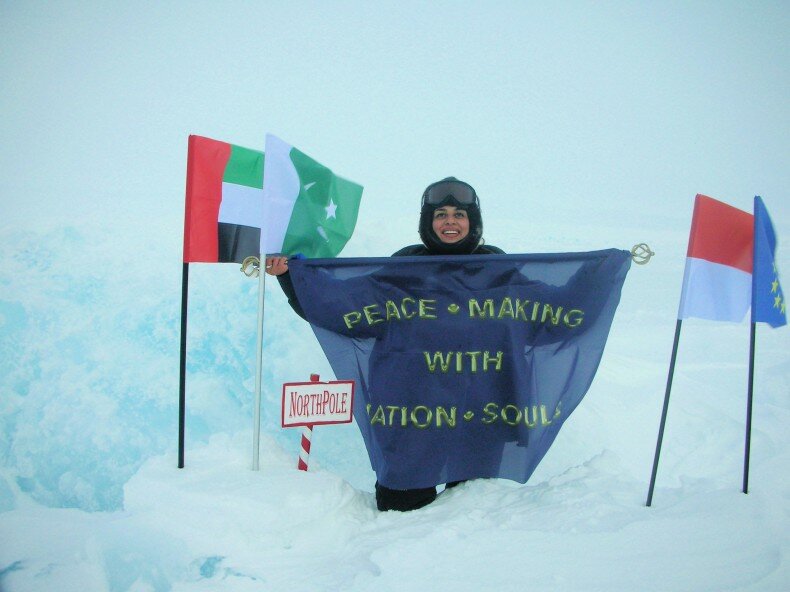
[218,223,261,263]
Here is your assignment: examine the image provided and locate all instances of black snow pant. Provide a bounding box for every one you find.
[375,482,436,512]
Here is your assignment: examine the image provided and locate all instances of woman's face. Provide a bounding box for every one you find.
[432,206,470,244]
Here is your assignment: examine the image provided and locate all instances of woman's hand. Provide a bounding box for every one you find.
[264,256,289,276]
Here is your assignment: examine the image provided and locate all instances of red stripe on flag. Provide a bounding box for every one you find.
[686,194,754,273]
[183,135,232,262]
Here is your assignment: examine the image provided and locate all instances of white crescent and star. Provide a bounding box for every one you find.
[302,183,338,219]
[317,201,336,242]
[302,183,337,241]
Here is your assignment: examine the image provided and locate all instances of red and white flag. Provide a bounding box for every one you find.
[678,194,754,322]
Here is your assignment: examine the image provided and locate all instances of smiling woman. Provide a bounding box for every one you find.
[415,177,487,256]
[432,206,470,244]
[266,176,506,512]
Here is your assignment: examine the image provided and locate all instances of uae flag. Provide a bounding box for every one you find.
[678,194,754,322]
[183,135,265,263]
[261,134,363,258]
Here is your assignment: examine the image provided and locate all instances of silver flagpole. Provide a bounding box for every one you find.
[252,257,266,471]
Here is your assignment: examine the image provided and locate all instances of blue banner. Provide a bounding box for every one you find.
[288,249,631,489]
[752,196,786,327]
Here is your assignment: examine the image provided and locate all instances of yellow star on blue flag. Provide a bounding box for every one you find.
[752,196,786,327]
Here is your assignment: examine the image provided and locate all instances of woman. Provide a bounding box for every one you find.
[266,177,504,511]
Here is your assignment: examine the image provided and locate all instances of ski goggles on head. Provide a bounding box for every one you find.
[422,179,479,207]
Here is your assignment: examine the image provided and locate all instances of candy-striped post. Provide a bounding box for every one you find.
[297,426,312,471]
[297,373,320,471]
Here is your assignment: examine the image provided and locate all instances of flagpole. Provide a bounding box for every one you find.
[178,262,190,468]
[646,319,683,506]
[252,259,266,470]
[743,322,757,493]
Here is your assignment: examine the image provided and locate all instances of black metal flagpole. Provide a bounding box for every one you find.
[743,322,757,493]
[178,262,190,468]
[646,319,683,507]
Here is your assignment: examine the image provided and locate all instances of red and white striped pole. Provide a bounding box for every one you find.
[297,374,319,471]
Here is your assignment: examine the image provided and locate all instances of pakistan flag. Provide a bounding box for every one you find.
[261,134,363,258]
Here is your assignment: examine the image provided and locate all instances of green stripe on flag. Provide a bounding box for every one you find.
[223,144,264,188]
[281,147,363,258]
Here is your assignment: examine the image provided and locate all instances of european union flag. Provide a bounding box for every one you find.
[288,249,631,489]
[752,196,787,328]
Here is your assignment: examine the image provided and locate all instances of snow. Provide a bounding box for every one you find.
[1,219,787,591]
[1,3,789,591]
[1,432,788,591]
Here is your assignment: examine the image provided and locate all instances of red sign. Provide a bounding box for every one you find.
[281,380,355,428]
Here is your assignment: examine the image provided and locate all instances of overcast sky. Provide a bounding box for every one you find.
[2,1,787,266]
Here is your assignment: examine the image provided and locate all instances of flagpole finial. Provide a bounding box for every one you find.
[631,243,655,265]
[241,256,261,278]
